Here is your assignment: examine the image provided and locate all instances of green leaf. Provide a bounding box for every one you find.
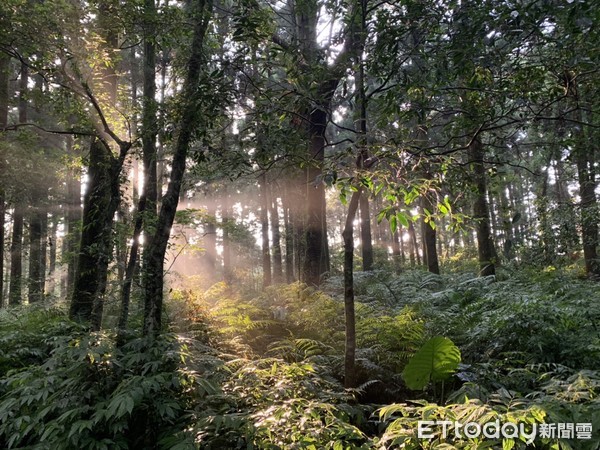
[396,212,409,228]
[402,336,461,390]
[502,439,515,450]
[390,215,397,233]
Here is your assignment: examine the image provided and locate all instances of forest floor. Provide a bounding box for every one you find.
[1,264,599,449]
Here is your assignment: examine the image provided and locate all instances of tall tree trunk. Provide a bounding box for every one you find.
[391,228,402,273]
[28,211,43,303]
[290,176,305,281]
[0,53,8,305]
[270,191,283,283]
[118,192,146,341]
[40,212,47,295]
[47,214,58,297]
[282,186,295,283]
[575,148,599,276]
[359,195,374,271]
[9,207,24,305]
[142,0,159,260]
[499,176,514,260]
[221,186,232,283]
[303,107,331,285]
[353,2,373,272]
[204,201,217,280]
[468,137,496,276]
[408,222,420,266]
[342,188,362,388]
[260,174,272,288]
[0,195,4,306]
[65,136,81,296]
[421,194,440,274]
[70,138,120,323]
[9,62,28,305]
[572,110,599,275]
[143,0,212,336]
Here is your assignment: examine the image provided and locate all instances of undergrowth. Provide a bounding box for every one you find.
[0,267,599,448]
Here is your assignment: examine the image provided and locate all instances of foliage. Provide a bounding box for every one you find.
[402,336,461,391]
[192,358,371,449]
[0,307,222,449]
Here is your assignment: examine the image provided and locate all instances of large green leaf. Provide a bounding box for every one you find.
[402,336,461,390]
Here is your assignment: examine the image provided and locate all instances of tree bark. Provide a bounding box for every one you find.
[391,228,402,273]
[28,211,43,303]
[359,194,374,271]
[303,106,332,285]
[575,149,599,276]
[408,222,420,266]
[468,137,496,276]
[204,201,217,280]
[47,214,58,297]
[9,62,28,305]
[0,194,4,306]
[260,174,272,288]
[342,188,362,388]
[118,192,146,341]
[270,190,283,283]
[143,0,212,336]
[70,138,120,324]
[421,194,440,274]
[9,206,24,305]
[0,53,8,305]
[221,186,233,284]
[282,185,295,283]
[499,175,514,260]
[65,136,81,297]
[142,0,159,273]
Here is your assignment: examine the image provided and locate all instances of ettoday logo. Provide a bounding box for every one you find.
[417,420,593,443]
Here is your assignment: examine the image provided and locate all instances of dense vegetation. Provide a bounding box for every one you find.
[0,0,599,447]
[0,267,599,448]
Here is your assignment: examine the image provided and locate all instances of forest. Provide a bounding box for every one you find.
[0,0,599,448]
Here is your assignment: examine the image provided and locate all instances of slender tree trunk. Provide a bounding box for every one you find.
[70,139,120,323]
[0,195,4,306]
[342,188,362,389]
[260,174,272,288]
[391,228,402,273]
[9,62,27,305]
[204,201,217,280]
[468,137,496,276]
[40,212,47,295]
[500,176,514,260]
[143,0,212,336]
[574,144,599,276]
[65,136,81,296]
[0,53,8,306]
[221,186,232,283]
[290,176,305,281]
[282,186,295,283]
[421,195,440,274]
[408,222,420,266]
[142,0,159,257]
[359,195,374,271]
[270,191,283,283]
[28,211,43,303]
[303,107,331,285]
[46,214,58,297]
[118,192,146,341]
[9,206,24,305]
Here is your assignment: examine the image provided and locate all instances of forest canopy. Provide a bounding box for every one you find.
[0,0,599,448]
